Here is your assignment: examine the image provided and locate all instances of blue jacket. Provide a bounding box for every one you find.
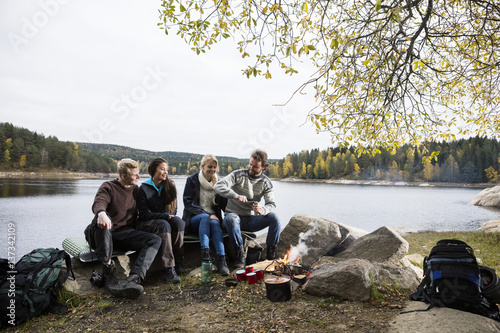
[182,173,227,226]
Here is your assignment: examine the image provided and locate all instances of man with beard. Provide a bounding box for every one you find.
[214,149,281,268]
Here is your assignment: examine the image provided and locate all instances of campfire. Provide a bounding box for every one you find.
[262,248,320,285]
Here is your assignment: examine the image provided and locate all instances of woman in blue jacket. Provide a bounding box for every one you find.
[137,157,185,284]
[182,154,229,276]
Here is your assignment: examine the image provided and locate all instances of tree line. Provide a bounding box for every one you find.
[0,123,247,175]
[267,137,500,183]
[3,122,499,183]
[76,142,248,175]
[0,123,116,173]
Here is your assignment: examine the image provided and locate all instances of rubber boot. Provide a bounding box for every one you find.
[234,245,246,269]
[267,245,277,260]
[217,255,230,276]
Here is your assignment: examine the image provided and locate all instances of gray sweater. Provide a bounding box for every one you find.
[214,169,276,216]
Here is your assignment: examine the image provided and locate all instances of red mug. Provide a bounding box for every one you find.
[246,272,257,285]
[245,266,254,274]
[255,269,263,281]
[235,269,246,281]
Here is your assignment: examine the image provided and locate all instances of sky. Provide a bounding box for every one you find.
[0,0,334,159]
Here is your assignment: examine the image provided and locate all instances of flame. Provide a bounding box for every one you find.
[279,247,300,265]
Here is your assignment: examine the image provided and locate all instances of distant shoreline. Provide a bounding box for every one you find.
[0,171,496,189]
[0,171,117,179]
[276,176,495,189]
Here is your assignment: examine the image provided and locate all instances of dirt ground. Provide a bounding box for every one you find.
[8,270,408,333]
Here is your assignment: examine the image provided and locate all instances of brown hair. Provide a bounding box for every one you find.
[251,149,269,168]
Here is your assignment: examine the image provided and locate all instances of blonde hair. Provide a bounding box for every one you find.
[117,158,139,176]
[201,154,218,171]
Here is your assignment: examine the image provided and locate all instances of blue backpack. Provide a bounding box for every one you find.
[409,239,500,321]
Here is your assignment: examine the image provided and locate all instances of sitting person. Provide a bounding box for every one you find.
[182,154,230,276]
[214,149,281,268]
[85,158,160,299]
[136,157,185,284]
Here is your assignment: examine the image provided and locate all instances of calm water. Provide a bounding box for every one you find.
[1,177,499,259]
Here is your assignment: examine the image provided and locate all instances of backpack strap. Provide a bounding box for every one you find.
[55,251,75,289]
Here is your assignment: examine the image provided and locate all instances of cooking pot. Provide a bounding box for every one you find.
[265,275,291,302]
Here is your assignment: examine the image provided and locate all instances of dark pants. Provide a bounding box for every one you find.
[135,216,185,268]
[85,216,161,281]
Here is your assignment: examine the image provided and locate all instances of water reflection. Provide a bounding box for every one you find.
[0,179,77,197]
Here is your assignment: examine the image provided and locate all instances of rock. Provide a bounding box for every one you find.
[63,255,132,296]
[390,301,500,332]
[276,214,367,266]
[471,186,500,207]
[304,258,420,301]
[304,259,374,301]
[334,226,409,265]
[481,220,500,232]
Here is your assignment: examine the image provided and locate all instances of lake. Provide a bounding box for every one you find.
[1,177,499,260]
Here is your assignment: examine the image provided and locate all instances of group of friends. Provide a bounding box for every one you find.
[84,149,281,299]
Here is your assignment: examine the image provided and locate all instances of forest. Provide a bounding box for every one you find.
[269,138,500,183]
[0,123,247,175]
[1,123,499,183]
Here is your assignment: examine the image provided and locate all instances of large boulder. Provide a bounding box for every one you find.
[276,214,367,266]
[471,186,500,207]
[304,258,420,301]
[334,226,409,265]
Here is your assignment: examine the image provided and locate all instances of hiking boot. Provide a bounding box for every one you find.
[102,262,143,299]
[217,255,230,276]
[201,248,211,262]
[165,267,181,284]
[234,245,246,269]
[114,274,144,299]
[267,245,278,260]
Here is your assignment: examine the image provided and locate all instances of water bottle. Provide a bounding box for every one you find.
[201,261,213,284]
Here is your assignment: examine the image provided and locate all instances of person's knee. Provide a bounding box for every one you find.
[155,219,172,234]
[148,234,162,249]
[174,217,186,231]
[267,212,280,227]
[224,213,239,225]
[209,218,222,229]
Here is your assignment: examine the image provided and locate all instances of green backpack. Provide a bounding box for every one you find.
[0,248,74,328]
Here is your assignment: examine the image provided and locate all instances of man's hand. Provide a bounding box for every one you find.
[97,211,112,230]
[252,203,263,215]
[235,195,248,203]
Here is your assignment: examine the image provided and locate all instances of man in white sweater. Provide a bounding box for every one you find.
[214,149,281,268]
